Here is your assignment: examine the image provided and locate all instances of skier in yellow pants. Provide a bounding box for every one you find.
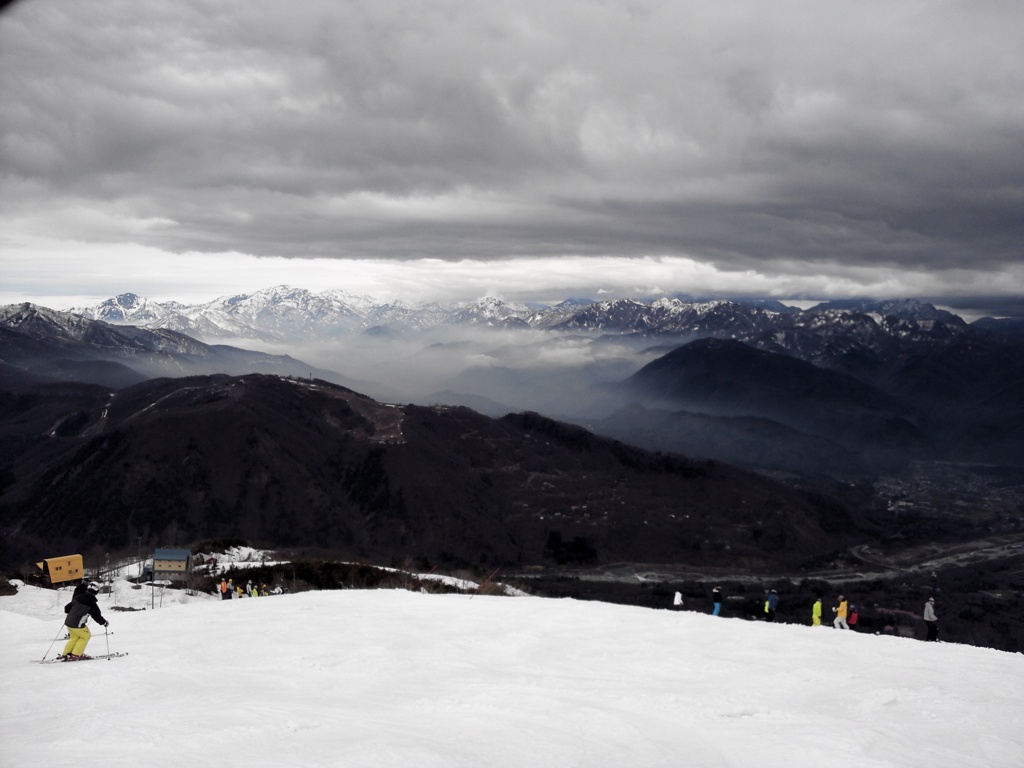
[64,625,92,657]
[62,581,109,660]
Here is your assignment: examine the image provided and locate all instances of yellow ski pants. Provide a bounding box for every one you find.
[63,626,91,656]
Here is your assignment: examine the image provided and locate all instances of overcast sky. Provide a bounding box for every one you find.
[1,0,1022,313]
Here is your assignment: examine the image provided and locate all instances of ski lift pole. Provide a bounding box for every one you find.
[471,568,501,599]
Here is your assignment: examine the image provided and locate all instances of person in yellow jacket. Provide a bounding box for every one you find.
[833,595,849,629]
[812,595,822,626]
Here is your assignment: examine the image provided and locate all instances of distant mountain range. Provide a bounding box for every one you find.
[68,286,527,341]
[7,289,1024,475]
[67,285,1019,343]
[605,308,1024,471]
[0,302,353,390]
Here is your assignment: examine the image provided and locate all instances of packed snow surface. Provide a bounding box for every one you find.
[2,580,1022,768]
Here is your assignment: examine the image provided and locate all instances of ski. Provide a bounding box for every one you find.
[37,652,128,664]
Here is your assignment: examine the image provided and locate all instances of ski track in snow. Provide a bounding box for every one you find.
[2,579,1023,768]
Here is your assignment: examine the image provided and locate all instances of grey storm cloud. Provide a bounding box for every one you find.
[2,0,1022,286]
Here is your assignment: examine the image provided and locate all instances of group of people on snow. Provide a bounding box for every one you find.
[217,577,281,599]
[693,585,938,641]
[814,593,859,630]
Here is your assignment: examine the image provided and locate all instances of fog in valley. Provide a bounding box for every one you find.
[266,327,660,423]
[233,315,1024,496]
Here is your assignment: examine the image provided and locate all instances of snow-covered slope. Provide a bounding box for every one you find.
[2,581,1022,768]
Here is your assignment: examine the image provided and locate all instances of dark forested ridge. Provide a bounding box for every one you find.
[0,372,862,571]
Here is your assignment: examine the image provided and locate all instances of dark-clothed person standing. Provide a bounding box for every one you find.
[62,581,108,660]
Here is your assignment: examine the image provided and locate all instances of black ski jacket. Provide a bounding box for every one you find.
[65,592,107,629]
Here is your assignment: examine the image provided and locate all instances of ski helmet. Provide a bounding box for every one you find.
[87,581,100,593]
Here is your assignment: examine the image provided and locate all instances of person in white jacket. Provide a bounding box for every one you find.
[923,597,939,641]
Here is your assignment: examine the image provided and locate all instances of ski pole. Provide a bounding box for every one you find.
[105,624,110,658]
[42,622,66,662]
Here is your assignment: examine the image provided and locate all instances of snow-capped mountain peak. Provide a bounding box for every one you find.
[62,288,978,355]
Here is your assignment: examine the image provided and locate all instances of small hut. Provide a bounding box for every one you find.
[152,548,192,584]
[36,554,84,586]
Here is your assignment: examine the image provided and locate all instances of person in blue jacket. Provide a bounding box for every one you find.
[764,589,779,622]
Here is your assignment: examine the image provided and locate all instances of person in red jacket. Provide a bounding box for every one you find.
[61,581,109,660]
